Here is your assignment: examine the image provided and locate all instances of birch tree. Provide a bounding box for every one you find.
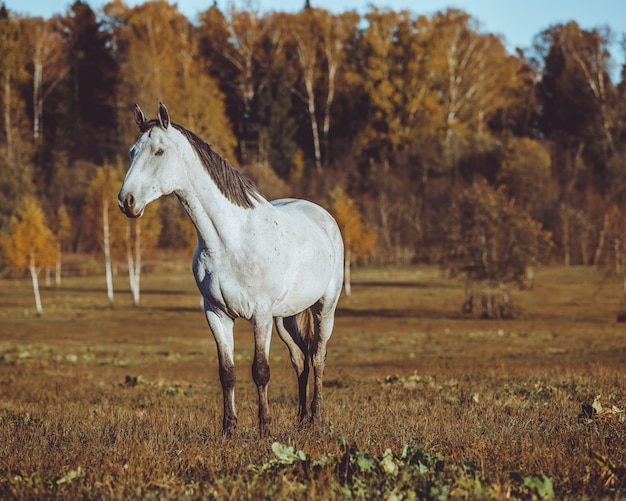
[0,7,25,163]
[23,16,65,149]
[1,196,56,314]
[430,9,523,174]
[115,0,236,158]
[198,5,275,163]
[288,9,324,171]
[85,165,124,306]
[124,205,161,306]
[536,22,619,266]
[281,8,358,170]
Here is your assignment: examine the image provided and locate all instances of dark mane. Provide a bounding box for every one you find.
[139,120,262,209]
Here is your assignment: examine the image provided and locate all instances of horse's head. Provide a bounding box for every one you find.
[119,103,182,218]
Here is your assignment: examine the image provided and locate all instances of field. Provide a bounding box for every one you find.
[0,263,625,499]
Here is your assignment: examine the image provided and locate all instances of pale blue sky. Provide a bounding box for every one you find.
[5,0,626,72]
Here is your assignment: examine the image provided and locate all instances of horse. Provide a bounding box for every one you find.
[118,103,344,437]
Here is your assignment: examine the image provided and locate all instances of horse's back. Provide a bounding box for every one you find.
[271,198,341,240]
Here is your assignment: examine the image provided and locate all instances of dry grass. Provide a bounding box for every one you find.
[0,264,625,499]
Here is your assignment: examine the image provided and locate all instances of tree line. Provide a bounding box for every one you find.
[1,0,626,314]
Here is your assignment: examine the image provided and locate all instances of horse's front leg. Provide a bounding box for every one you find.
[252,315,273,437]
[204,305,238,436]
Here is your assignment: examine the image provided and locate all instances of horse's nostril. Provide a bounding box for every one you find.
[125,193,135,209]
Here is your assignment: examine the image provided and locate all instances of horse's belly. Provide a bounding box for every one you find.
[270,271,331,317]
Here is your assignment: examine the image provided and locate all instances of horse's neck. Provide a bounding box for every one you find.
[176,157,258,253]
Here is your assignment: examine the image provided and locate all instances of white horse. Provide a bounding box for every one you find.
[118,103,344,437]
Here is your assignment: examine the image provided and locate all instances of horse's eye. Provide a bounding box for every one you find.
[155,149,164,156]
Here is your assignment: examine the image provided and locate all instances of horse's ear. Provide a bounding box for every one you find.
[158,102,170,129]
[134,104,147,129]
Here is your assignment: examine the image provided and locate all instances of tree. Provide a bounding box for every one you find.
[330,186,377,295]
[22,16,65,152]
[537,22,617,158]
[535,22,620,267]
[115,0,236,158]
[253,59,297,179]
[84,165,124,305]
[1,196,56,314]
[123,204,161,306]
[51,204,70,286]
[429,9,525,178]
[0,5,28,163]
[287,8,325,170]
[198,5,273,163]
[445,179,552,317]
[359,8,439,162]
[0,7,34,230]
[497,137,553,218]
[311,9,358,167]
[54,0,119,165]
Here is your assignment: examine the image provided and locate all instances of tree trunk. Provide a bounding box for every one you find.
[344,248,351,296]
[562,210,570,267]
[29,261,43,315]
[481,280,495,319]
[321,60,337,167]
[102,198,114,305]
[593,211,610,268]
[500,282,511,319]
[304,73,322,171]
[33,58,43,145]
[55,241,62,286]
[126,220,141,306]
[4,71,13,161]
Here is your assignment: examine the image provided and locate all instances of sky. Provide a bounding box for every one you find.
[5,0,626,70]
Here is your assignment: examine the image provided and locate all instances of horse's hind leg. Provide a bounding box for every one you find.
[310,302,337,422]
[275,316,309,421]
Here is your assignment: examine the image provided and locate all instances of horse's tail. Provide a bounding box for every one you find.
[296,307,315,355]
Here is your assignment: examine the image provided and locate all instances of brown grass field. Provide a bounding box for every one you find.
[0,262,625,499]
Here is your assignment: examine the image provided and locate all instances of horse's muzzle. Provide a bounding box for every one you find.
[118,192,143,218]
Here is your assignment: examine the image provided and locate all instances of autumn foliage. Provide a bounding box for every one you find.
[0,196,56,313]
[0,1,625,294]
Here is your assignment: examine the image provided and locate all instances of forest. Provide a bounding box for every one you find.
[1,0,625,296]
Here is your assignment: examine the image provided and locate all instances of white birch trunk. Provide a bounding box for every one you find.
[344,248,351,296]
[102,197,114,305]
[126,220,141,306]
[33,58,43,144]
[29,260,43,315]
[55,241,62,286]
[304,74,322,171]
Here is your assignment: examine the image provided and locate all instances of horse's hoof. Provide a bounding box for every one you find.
[222,417,238,438]
[258,416,272,438]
